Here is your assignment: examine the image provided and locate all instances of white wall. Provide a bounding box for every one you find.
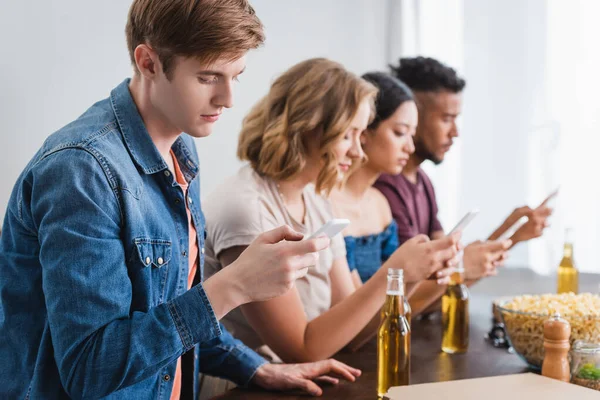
[461,0,552,270]
[0,0,388,222]
[0,0,133,221]
[0,0,577,273]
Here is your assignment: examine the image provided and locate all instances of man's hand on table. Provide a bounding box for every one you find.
[252,359,361,396]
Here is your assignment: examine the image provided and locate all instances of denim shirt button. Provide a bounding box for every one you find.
[157,257,164,265]
[145,257,151,265]
[201,247,205,255]
[163,374,171,382]
[164,170,171,177]
[187,197,193,205]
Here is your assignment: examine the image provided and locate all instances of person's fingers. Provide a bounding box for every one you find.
[445,253,461,269]
[407,234,430,244]
[282,236,330,257]
[484,240,512,253]
[293,252,320,271]
[534,204,553,216]
[430,234,460,253]
[259,225,305,244]
[330,359,362,377]
[435,266,455,279]
[450,230,462,241]
[456,241,464,252]
[494,252,508,262]
[310,360,359,382]
[289,377,322,396]
[293,267,309,280]
[314,376,339,385]
[434,243,459,264]
[487,241,512,262]
[437,275,451,285]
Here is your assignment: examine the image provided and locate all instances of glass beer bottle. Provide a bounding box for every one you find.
[557,228,578,294]
[381,297,411,327]
[377,269,411,397]
[441,264,469,354]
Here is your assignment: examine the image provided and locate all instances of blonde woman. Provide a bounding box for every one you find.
[203,58,460,364]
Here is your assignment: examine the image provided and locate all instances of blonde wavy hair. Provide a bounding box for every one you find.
[237,58,377,194]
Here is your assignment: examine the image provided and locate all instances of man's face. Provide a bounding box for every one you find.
[413,90,462,164]
[150,55,247,138]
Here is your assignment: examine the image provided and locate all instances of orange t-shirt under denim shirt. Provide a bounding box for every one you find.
[170,150,199,400]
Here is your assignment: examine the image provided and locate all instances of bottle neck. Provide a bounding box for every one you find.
[449,259,465,285]
[386,275,405,296]
[385,275,405,316]
[449,271,465,285]
[563,243,573,259]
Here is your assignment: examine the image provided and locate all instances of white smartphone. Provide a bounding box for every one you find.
[448,209,480,235]
[306,219,350,240]
[497,215,529,241]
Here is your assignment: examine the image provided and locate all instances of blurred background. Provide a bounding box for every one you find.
[1,0,598,273]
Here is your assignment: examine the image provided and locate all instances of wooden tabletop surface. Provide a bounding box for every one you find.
[213,268,600,399]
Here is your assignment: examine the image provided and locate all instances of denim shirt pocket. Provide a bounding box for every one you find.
[132,238,172,306]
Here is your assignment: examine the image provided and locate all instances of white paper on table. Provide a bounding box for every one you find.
[385,373,598,400]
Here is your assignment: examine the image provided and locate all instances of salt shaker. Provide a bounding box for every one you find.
[541,313,571,382]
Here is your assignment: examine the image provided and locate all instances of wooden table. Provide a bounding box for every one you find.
[215,268,600,399]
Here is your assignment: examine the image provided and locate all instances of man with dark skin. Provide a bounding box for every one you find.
[375,57,552,313]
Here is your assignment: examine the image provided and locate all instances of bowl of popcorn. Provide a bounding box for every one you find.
[496,293,600,369]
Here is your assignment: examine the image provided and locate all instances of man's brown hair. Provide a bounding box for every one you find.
[126,0,265,78]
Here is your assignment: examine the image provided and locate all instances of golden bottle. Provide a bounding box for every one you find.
[557,228,578,294]
[441,266,469,354]
[377,269,411,397]
[380,297,411,327]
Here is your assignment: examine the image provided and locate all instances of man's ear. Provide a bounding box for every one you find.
[133,44,160,79]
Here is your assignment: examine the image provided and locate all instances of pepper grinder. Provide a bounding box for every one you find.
[541,313,571,382]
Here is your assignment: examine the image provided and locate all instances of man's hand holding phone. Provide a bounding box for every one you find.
[494,188,556,246]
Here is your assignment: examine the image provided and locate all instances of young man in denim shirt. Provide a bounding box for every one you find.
[0,1,361,398]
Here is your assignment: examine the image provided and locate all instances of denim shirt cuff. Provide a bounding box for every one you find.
[226,346,268,387]
[167,284,222,351]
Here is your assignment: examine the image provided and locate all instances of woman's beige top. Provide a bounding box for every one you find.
[203,165,346,352]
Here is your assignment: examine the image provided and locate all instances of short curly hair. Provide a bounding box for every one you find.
[390,56,466,93]
[237,58,377,194]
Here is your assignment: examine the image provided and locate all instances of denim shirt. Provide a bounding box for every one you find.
[0,79,265,399]
[344,220,400,282]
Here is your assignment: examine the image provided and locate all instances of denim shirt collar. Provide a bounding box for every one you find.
[110,78,199,181]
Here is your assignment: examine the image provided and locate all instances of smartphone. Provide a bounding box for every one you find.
[448,209,480,235]
[306,219,350,240]
[496,215,529,241]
